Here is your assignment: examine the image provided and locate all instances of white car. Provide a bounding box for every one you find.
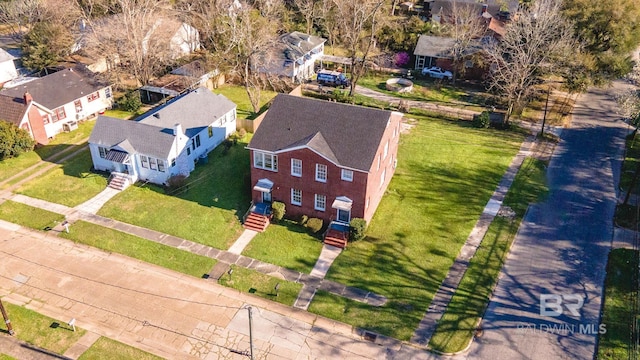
[421,67,453,80]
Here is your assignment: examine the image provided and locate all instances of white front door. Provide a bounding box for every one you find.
[262,191,272,203]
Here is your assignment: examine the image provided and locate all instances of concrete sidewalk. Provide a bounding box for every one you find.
[0,224,437,360]
[410,135,535,346]
[7,193,388,308]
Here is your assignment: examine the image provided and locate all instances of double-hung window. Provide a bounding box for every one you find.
[87,91,99,102]
[157,159,166,172]
[341,169,353,182]
[74,100,82,113]
[52,107,66,122]
[253,152,278,171]
[315,164,327,182]
[140,155,149,168]
[291,188,302,206]
[314,194,326,211]
[149,158,157,170]
[98,147,107,159]
[291,159,302,177]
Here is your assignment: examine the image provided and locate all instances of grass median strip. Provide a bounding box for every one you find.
[2,302,86,354]
[428,158,548,353]
[79,337,163,360]
[597,248,639,360]
[242,220,323,274]
[0,200,64,230]
[59,220,216,278]
[218,265,302,307]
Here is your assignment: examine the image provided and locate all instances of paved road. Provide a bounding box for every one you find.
[0,222,443,359]
[467,83,632,359]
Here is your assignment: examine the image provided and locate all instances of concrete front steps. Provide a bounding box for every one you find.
[243,212,270,232]
[323,229,348,248]
[108,173,130,191]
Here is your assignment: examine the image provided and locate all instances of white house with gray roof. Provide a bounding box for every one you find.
[0,48,18,85]
[88,87,236,187]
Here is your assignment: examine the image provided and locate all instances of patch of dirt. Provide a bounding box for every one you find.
[530,138,557,162]
[400,118,417,134]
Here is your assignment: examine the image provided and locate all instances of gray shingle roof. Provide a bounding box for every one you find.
[138,87,236,138]
[248,94,394,172]
[90,88,235,159]
[413,35,484,58]
[0,67,105,110]
[89,116,177,159]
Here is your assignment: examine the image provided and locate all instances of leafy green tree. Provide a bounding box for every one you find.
[563,0,640,80]
[21,21,73,72]
[0,121,36,160]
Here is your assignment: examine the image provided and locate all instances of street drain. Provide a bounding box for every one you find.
[363,331,377,342]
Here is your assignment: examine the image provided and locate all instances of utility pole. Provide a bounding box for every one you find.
[0,299,15,336]
[247,306,254,360]
[541,85,551,137]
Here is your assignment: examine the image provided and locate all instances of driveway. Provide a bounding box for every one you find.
[467,82,632,359]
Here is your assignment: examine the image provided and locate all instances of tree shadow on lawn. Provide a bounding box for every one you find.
[134,140,253,219]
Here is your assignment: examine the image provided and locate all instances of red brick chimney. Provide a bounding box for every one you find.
[23,92,33,104]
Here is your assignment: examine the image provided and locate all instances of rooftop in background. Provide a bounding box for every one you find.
[413,35,485,59]
[0,68,107,109]
[0,94,27,127]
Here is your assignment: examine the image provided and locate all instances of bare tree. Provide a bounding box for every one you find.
[317,0,340,52]
[487,0,577,123]
[83,0,175,86]
[332,0,386,97]
[0,0,46,40]
[292,0,319,34]
[444,0,486,83]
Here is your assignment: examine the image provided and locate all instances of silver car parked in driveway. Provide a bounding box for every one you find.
[421,66,453,80]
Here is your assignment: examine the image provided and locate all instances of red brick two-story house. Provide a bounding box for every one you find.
[245,94,402,247]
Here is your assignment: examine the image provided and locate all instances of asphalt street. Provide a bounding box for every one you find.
[467,82,633,359]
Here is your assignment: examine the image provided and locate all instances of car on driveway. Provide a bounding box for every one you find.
[421,67,453,80]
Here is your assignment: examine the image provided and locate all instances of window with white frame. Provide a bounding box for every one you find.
[314,194,326,211]
[87,91,100,102]
[74,99,82,112]
[195,134,201,148]
[140,155,149,168]
[254,152,278,171]
[157,159,166,172]
[383,141,389,159]
[291,188,302,206]
[315,164,327,182]
[380,169,386,188]
[52,107,66,122]
[98,147,107,159]
[341,169,353,182]
[291,158,302,177]
[149,157,157,170]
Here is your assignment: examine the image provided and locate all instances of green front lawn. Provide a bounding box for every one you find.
[357,74,483,108]
[2,302,86,354]
[620,132,640,194]
[0,354,16,360]
[60,221,216,278]
[0,201,64,230]
[598,248,640,360]
[212,85,277,119]
[429,158,548,353]
[17,148,108,207]
[99,138,251,250]
[242,220,323,274]
[35,120,95,161]
[218,265,303,306]
[309,114,524,341]
[0,151,41,183]
[79,337,163,360]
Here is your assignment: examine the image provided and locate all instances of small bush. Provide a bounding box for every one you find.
[238,128,247,139]
[166,174,187,193]
[117,90,142,113]
[0,122,35,160]
[349,218,367,242]
[473,111,490,128]
[298,215,308,226]
[271,201,285,222]
[305,218,323,234]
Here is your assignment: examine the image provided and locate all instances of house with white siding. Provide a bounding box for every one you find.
[88,88,236,188]
[0,67,113,140]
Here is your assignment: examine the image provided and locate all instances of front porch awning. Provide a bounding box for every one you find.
[332,196,353,211]
[253,178,274,193]
[105,149,129,163]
